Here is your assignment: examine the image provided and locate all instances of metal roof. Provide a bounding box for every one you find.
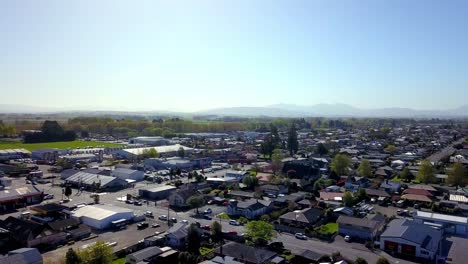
[416,211,468,224]
[72,205,133,220]
[65,171,120,187]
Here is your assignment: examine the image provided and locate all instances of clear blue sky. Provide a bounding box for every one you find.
[1,0,467,112]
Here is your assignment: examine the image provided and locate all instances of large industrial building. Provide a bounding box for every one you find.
[115,144,193,160]
[129,136,172,146]
[64,171,127,190]
[139,185,177,200]
[72,205,134,230]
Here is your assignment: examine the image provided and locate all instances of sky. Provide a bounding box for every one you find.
[1,0,467,112]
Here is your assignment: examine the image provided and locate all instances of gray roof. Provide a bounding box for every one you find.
[214,242,277,264]
[337,215,382,230]
[167,222,188,239]
[0,248,42,264]
[381,219,442,252]
[0,186,42,202]
[130,246,163,261]
[65,171,122,187]
[280,208,324,224]
[237,199,271,210]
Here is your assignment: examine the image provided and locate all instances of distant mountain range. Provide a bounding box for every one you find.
[195,103,468,118]
[1,103,467,118]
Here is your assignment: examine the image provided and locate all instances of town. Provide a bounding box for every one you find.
[0,117,466,264]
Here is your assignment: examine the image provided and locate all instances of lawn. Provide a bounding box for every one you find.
[0,140,123,151]
[216,213,231,220]
[316,223,338,236]
[112,257,126,264]
[200,247,214,256]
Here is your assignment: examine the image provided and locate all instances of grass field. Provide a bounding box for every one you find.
[112,257,126,264]
[316,223,338,236]
[0,140,123,151]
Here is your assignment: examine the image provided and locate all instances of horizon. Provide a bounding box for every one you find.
[1,1,468,111]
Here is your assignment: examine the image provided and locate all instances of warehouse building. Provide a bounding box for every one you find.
[64,171,127,190]
[414,211,468,235]
[0,149,31,161]
[115,144,193,160]
[139,185,177,200]
[72,204,134,230]
[111,168,144,182]
[129,136,172,146]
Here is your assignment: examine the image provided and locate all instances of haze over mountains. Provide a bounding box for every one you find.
[1,103,467,118]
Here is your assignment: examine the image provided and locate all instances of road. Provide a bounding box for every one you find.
[275,233,418,264]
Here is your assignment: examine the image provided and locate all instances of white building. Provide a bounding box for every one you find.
[111,168,144,182]
[115,144,193,159]
[72,205,134,230]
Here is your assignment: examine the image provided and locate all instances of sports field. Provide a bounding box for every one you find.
[0,140,123,151]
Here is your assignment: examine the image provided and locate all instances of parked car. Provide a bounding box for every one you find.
[344,235,351,242]
[134,200,142,206]
[203,215,212,220]
[152,223,160,228]
[126,200,134,204]
[137,222,149,229]
[227,231,237,235]
[43,194,54,200]
[204,208,212,214]
[170,217,177,223]
[229,220,240,226]
[181,220,189,224]
[145,211,153,217]
[295,233,307,240]
[159,215,168,220]
[201,225,211,231]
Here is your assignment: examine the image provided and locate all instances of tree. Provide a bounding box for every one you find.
[271,149,283,175]
[79,241,113,264]
[331,154,351,176]
[343,191,354,207]
[376,257,390,264]
[65,248,82,264]
[287,123,299,156]
[64,186,72,200]
[354,257,368,264]
[187,195,204,214]
[315,143,328,156]
[245,220,275,245]
[187,224,201,255]
[211,221,223,242]
[147,148,159,158]
[417,160,435,184]
[260,214,270,222]
[357,159,372,178]
[400,167,412,182]
[178,252,199,264]
[356,188,367,202]
[384,144,396,154]
[447,162,466,187]
[177,147,185,158]
[242,175,258,190]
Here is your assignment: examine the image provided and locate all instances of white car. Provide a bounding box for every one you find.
[159,215,168,220]
[344,235,351,242]
[295,233,307,240]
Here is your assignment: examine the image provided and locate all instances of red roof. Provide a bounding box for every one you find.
[402,188,433,196]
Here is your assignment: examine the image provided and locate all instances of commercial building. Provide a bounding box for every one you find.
[72,205,134,230]
[0,149,31,161]
[0,186,43,211]
[380,219,442,260]
[139,185,177,200]
[111,168,144,182]
[115,144,193,159]
[64,171,127,190]
[144,157,194,170]
[414,211,468,235]
[129,136,172,146]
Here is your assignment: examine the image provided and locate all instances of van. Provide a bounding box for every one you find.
[20,211,31,219]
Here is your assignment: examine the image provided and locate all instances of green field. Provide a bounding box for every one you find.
[0,140,123,151]
[316,223,338,236]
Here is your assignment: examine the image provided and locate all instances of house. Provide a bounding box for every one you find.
[213,241,282,264]
[111,168,144,182]
[0,216,67,248]
[126,246,177,264]
[279,208,324,228]
[380,219,442,260]
[293,249,329,264]
[227,199,272,220]
[380,180,401,194]
[413,211,468,235]
[0,248,43,264]
[281,159,322,179]
[365,188,391,198]
[206,177,238,187]
[259,184,288,197]
[225,170,249,180]
[337,214,385,241]
[344,176,369,192]
[165,222,189,248]
[319,191,344,201]
[168,189,197,208]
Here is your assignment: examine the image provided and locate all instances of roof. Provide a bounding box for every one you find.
[319,191,344,201]
[409,184,437,192]
[200,256,243,264]
[401,194,433,203]
[0,248,42,264]
[167,222,188,239]
[141,185,177,193]
[0,186,42,203]
[30,203,67,214]
[120,144,192,155]
[72,205,133,220]
[296,249,325,261]
[214,242,277,264]
[130,246,163,261]
[415,211,468,224]
[445,236,468,264]
[402,188,433,196]
[237,199,271,210]
[337,215,382,230]
[381,219,442,252]
[48,218,81,230]
[365,188,391,197]
[0,217,44,242]
[280,208,324,224]
[65,171,122,187]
